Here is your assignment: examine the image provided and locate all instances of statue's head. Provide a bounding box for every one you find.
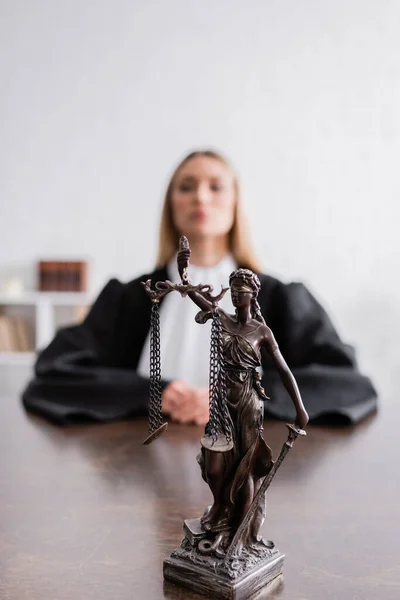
[229,268,261,310]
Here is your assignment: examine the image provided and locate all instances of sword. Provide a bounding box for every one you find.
[222,423,306,566]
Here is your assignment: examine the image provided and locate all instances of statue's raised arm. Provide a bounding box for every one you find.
[177,236,229,314]
[141,236,228,307]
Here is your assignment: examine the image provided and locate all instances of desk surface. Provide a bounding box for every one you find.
[0,395,398,600]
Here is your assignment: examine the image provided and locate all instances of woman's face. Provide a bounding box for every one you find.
[170,156,236,240]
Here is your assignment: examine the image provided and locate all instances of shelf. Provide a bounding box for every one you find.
[0,291,91,306]
[0,352,36,366]
[0,291,92,352]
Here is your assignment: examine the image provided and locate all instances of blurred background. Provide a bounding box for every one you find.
[0,0,398,398]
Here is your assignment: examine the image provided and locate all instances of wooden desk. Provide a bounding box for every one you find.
[0,396,398,600]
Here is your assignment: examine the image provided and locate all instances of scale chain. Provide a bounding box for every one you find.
[149,302,163,433]
[207,311,231,443]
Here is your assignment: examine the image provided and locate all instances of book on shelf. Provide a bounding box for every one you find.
[0,315,32,352]
[13,317,31,351]
[38,260,88,292]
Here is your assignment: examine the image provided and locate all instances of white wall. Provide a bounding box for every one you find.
[1,0,399,397]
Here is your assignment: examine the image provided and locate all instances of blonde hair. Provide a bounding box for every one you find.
[156,150,261,271]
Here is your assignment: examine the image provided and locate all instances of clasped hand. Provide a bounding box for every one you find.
[162,380,209,425]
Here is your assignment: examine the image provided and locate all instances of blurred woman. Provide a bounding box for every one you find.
[22,150,377,425]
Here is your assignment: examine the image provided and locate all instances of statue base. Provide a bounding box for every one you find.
[163,518,285,600]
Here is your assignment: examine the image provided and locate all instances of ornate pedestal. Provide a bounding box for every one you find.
[163,518,285,600]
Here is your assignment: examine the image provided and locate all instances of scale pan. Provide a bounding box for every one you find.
[143,422,168,445]
[201,433,233,453]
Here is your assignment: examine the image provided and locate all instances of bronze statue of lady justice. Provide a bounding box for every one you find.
[142,236,309,599]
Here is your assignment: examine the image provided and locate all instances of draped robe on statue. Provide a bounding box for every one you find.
[198,318,274,548]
